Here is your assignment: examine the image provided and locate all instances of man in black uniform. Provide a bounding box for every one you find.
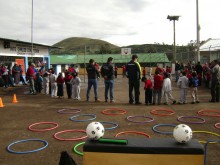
[126,54,142,105]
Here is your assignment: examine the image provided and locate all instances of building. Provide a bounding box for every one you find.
[0,37,55,73]
[50,53,170,75]
[200,38,220,63]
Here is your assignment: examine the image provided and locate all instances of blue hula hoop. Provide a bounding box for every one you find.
[152,124,176,134]
[204,140,220,165]
[69,114,96,122]
[7,139,48,154]
[100,121,118,130]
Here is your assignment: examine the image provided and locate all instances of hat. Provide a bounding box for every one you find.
[132,54,138,60]
[31,63,35,67]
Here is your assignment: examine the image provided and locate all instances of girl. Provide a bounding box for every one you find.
[43,72,50,95]
[70,72,81,100]
[144,76,153,105]
[56,73,65,98]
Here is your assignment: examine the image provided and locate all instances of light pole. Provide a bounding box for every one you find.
[31,0,34,60]
[196,0,200,62]
[167,15,180,62]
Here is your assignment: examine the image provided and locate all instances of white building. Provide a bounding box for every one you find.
[0,37,55,73]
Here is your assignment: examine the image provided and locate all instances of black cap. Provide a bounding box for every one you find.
[132,54,138,60]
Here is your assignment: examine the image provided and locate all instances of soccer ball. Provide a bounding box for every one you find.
[173,124,193,143]
[86,122,105,140]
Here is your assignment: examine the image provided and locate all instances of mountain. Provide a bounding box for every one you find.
[51,37,120,55]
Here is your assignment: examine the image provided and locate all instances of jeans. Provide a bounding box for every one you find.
[128,79,140,103]
[104,79,114,101]
[86,79,98,101]
[211,81,220,102]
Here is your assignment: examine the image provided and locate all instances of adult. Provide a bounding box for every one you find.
[101,57,115,103]
[1,64,9,88]
[86,59,101,102]
[26,63,36,95]
[175,61,181,82]
[206,60,220,102]
[12,63,21,85]
[126,54,142,105]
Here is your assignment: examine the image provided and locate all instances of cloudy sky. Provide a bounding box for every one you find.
[0,0,219,46]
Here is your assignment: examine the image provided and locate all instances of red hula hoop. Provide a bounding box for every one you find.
[197,109,220,117]
[53,130,87,141]
[215,123,220,129]
[102,108,127,115]
[150,108,175,116]
[115,131,151,138]
[28,122,59,132]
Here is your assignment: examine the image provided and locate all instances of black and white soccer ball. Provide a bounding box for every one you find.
[173,124,193,143]
[86,122,105,140]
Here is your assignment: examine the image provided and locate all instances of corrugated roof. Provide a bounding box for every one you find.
[200,38,220,51]
[50,53,170,64]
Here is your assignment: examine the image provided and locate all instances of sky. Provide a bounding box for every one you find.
[0,0,219,47]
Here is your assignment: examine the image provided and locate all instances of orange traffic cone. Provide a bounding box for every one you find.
[0,97,4,107]
[12,94,18,103]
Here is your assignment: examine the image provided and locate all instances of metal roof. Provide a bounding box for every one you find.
[50,53,170,64]
[0,37,59,48]
[200,38,220,51]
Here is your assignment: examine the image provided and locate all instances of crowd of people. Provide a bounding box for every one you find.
[1,57,220,104]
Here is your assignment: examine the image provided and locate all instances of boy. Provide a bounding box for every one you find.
[144,76,153,105]
[162,72,176,105]
[177,71,189,104]
[190,72,199,104]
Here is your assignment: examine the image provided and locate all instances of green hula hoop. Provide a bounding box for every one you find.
[73,142,85,156]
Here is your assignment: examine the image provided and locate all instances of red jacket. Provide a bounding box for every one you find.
[144,79,152,89]
[154,74,163,89]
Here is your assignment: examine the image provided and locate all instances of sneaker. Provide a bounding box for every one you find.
[110,100,115,103]
[95,99,101,102]
[164,103,168,105]
[105,100,108,103]
[172,100,176,104]
[191,101,195,104]
[196,101,200,103]
[129,101,134,104]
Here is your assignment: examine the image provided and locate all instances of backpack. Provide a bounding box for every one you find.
[59,151,77,165]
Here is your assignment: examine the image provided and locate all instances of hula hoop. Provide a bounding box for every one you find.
[28,122,59,132]
[115,131,151,138]
[204,140,220,165]
[100,121,118,130]
[152,124,176,134]
[73,142,85,156]
[177,116,205,124]
[69,114,96,122]
[150,109,175,116]
[215,123,220,129]
[193,131,220,144]
[102,108,127,115]
[197,109,220,117]
[7,139,48,154]
[53,130,87,141]
[126,116,154,123]
[57,108,81,114]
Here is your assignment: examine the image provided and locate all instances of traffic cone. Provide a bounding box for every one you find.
[12,94,18,103]
[0,97,4,107]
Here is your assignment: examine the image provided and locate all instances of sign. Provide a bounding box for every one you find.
[121,48,131,55]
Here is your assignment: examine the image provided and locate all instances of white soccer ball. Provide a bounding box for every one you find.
[86,122,105,140]
[173,124,193,143]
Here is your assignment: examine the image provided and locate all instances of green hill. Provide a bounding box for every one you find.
[51,37,120,55]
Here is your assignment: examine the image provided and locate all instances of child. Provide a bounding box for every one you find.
[153,70,163,105]
[36,73,43,93]
[43,72,50,95]
[70,72,81,100]
[162,72,176,105]
[56,73,65,98]
[177,71,189,104]
[190,72,199,104]
[144,76,153,105]
[49,70,57,98]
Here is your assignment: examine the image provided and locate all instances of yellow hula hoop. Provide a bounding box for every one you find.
[193,131,220,144]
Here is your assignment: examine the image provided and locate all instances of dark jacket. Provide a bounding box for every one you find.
[86,64,100,79]
[101,63,114,80]
[126,60,141,80]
